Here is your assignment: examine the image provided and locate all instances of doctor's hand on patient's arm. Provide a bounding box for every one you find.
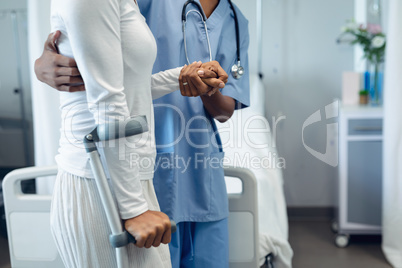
[34,31,85,92]
[199,61,234,123]
[179,61,228,97]
[199,60,229,96]
[199,61,229,84]
[124,210,171,248]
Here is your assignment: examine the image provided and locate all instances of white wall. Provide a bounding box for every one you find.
[0,0,34,167]
[0,0,28,119]
[0,0,26,11]
[234,0,354,207]
[28,0,60,194]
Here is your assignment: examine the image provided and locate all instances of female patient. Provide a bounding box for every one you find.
[49,0,226,267]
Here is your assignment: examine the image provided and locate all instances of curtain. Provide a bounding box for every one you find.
[28,0,60,194]
[382,0,402,267]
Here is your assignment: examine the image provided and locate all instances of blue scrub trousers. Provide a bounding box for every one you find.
[169,218,229,268]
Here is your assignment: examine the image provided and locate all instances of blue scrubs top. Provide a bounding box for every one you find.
[138,0,250,223]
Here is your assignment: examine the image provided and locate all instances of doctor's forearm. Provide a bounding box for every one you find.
[201,92,235,123]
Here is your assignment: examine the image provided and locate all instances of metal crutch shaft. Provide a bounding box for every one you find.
[84,116,176,268]
[87,149,129,268]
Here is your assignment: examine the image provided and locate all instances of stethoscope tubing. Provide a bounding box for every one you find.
[182,9,212,65]
[181,0,244,79]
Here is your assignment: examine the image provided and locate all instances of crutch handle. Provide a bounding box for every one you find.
[126,220,177,244]
[170,220,177,233]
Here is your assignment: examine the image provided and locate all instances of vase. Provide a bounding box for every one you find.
[369,62,384,106]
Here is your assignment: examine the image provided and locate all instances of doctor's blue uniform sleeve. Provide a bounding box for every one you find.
[220,12,250,110]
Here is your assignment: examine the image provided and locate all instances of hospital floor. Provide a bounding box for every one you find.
[288,219,391,268]
[0,220,391,268]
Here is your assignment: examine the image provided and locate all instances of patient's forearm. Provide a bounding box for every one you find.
[151,67,182,100]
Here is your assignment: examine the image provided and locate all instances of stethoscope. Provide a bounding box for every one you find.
[181,0,245,79]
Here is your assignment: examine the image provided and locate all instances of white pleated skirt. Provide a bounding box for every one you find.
[50,169,172,268]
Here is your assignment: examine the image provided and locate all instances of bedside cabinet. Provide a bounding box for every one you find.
[334,105,383,247]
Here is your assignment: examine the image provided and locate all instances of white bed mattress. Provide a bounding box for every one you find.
[219,74,293,268]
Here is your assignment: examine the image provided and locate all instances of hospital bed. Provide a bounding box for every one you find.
[220,74,293,268]
[3,165,260,268]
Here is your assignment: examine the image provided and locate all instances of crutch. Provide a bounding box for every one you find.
[83,115,176,268]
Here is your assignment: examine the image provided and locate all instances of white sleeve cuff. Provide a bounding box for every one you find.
[151,67,182,100]
[119,201,149,220]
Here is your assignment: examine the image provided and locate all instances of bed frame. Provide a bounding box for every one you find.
[2,165,260,267]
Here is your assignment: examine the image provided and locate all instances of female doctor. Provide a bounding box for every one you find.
[35,0,250,267]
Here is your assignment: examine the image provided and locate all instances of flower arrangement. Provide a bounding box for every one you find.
[337,20,386,65]
[337,20,386,105]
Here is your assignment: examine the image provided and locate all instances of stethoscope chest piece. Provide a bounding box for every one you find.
[231,63,244,79]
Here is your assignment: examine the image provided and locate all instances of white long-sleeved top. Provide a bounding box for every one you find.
[51,0,181,219]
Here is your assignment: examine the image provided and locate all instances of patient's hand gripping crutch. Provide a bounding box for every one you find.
[83,116,176,268]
